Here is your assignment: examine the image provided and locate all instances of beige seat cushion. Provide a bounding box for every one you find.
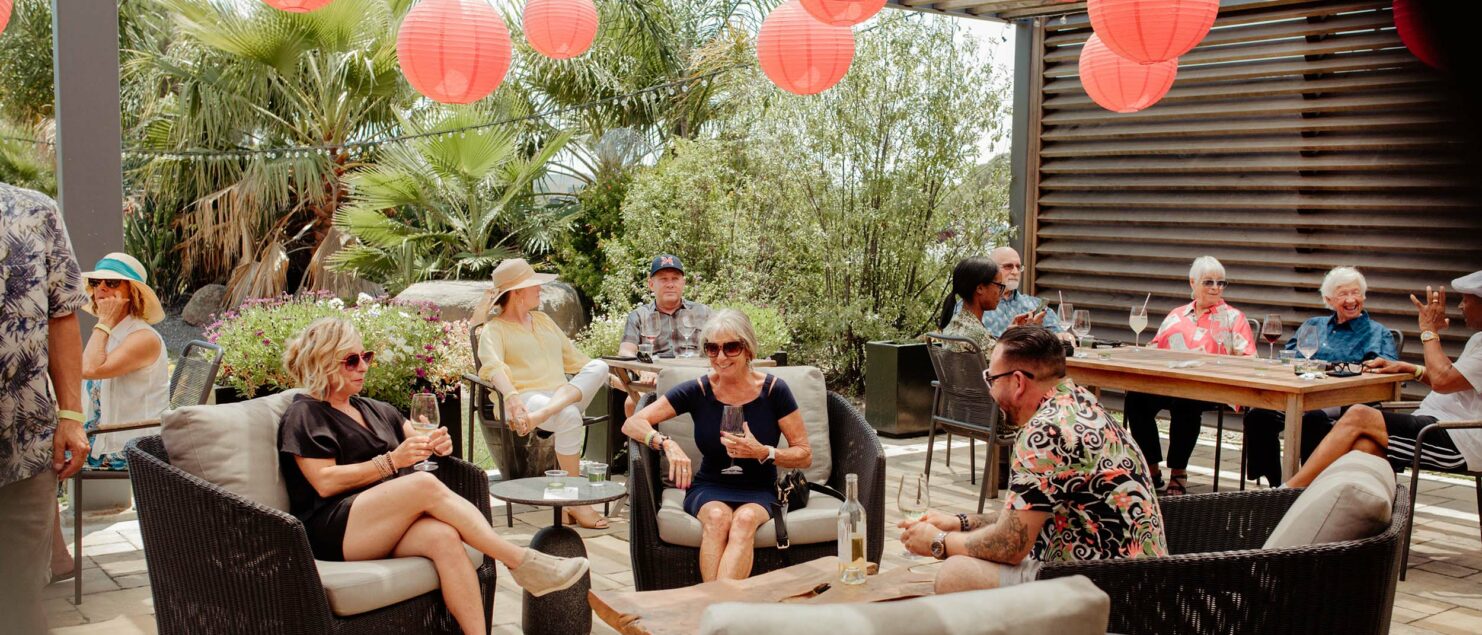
[698,574,1110,635]
[653,366,831,486]
[317,545,485,617]
[1263,450,1397,549]
[656,486,843,548]
[160,390,304,512]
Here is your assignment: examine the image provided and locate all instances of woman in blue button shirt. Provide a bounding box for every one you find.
[1243,267,1398,486]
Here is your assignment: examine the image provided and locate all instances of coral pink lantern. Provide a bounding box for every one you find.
[1393,0,1444,70]
[0,0,12,36]
[397,0,513,104]
[1079,33,1178,113]
[523,0,599,60]
[757,0,855,95]
[262,0,336,12]
[1087,0,1219,64]
[798,0,886,27]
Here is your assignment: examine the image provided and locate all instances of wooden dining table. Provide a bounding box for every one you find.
[605,356,778,405]
[1065,347,1407,481]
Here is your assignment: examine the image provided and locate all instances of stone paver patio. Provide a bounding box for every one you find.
[46,425,1482,634]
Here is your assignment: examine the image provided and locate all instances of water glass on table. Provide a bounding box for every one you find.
[546,470,568,494]
[897,473,929,559]
[587,462,608,486]
[409,393,440,472]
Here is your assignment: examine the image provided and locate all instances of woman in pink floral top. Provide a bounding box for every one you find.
[1127,256,1256,495]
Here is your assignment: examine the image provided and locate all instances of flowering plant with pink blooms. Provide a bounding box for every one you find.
[205,292,468,410]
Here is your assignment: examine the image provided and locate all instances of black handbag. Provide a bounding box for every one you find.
[772,469,843,550]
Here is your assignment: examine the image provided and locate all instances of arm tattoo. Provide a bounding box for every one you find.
[966,512,997,531]
[963,511,1032,565]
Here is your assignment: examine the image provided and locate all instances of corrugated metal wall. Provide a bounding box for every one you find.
[1022,0,1482,390]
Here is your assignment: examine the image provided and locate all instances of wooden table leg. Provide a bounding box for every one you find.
[1281,394,1303,483]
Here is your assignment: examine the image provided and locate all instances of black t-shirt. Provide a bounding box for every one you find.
[663,374,799,489]
[277,394,405,523]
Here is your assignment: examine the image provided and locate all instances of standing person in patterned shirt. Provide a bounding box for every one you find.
[616,254,712,416]
[1125,256,1257,495]
[900,326,1166,592]
[0,183,92,634]
[935,257,1006,361]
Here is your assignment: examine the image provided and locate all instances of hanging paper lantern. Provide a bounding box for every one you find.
[397,0,512,104]
[1393,0,1445,70]
[798,0,885,27]
[1087,0,1219,64]
[1,0,14,35]
[523,0,599,60]
[1079,33,1178,113]
[262,0,336,12]
[757,0,855,95]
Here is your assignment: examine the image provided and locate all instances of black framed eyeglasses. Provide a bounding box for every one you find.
[703,341,746,358]
[983,368,1034,387]
[1200,279,1229,289]
[986,281,1008,294]
[342,351,376,369]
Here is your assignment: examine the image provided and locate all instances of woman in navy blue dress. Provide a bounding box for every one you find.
[623,309,813,581]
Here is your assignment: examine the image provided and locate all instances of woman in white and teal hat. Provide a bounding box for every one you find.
[77,253,169,467]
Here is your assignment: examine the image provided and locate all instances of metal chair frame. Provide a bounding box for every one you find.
[922,333,1012,512]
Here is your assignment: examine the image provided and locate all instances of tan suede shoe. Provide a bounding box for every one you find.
[509,550,589,597]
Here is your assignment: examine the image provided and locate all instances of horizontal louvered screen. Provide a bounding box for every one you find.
[1021,0,1482,398]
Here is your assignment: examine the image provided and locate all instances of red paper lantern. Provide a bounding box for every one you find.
[0,0,12,36]
[1393,0,1444,70]
[798,0,885,27]
[1087,0,1218,64]
[397,0,513,104]
[757,0,855,95]
[523,0,599,60]
[1079,33,1178,113]
[262,0,335,12]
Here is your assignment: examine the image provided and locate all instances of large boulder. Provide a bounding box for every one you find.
[182,284,228,326]
[394,280,588,337]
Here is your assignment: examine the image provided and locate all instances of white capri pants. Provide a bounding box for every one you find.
[519,359,609,455]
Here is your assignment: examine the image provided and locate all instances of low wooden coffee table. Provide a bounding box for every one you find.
[589,557,938,635]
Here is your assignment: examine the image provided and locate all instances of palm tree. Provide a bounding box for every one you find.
[126,0,418,300]
[329,100,575,294]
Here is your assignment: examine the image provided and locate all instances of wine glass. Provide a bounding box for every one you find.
[409,393,440,472]
[1296,322,1324,371]
[677,312,698,358]
[1058,302,1075,328]
[639,312,660,360]
[1209,316,1231,363]
[720,405,745,475]
[1129,305,1148,348]
[1071,309,1092,357]
[1261,314,1283,361]
[897,473,930,558]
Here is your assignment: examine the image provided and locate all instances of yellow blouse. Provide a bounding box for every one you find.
[477,311,590,393]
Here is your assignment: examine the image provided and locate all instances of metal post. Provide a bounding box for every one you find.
[1007,18,1034,261]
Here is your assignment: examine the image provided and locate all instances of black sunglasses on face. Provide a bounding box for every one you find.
[87,279,125,289]
[983,368,1035,387]
[703,341,746,358]
[343,351,376,369]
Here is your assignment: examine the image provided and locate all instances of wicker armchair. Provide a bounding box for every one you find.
[124,435,496,635]
[72,340,222,604]
[923,333,1011,512]
[1038,487,1408,635]
[627,391,885,591]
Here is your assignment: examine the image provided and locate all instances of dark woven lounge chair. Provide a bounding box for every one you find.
[1039,487,1408,635]
[124,435,495,635]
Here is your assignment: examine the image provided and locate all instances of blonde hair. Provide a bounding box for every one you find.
[282,318,363,398]
[701,309,759,362]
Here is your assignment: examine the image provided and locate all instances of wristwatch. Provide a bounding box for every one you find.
[762,445,776,464]
[1420,330,1438,343]
[930,531,949,560]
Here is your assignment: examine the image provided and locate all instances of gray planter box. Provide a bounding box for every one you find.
[864,340,935,437]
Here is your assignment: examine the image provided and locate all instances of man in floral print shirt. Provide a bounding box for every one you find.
[901,326,1166,591]
[0,182,91,633]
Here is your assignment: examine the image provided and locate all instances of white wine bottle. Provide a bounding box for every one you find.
[836,473,867,585]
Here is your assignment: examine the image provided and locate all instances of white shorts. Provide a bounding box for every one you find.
[998,557,1042,588]
[518,360,608,455]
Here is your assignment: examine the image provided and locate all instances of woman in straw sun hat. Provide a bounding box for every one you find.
[475,258,611,529]
[49,253,170,582]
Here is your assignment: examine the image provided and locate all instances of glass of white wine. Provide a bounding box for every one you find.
[1129,305,1148,348]
[409,393,440,472]
[897,473,929,559]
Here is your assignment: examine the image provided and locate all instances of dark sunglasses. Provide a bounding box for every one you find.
[1200,279,1229,289]
[342,351,376,369]
[983,368,1035,388]
[87,278,126,289]
[703,341,746,358]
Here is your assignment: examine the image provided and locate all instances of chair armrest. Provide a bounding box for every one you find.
[627,439,662,534]
[463,372,506,426]
[433,455,493,523]
[88,418,162,436]
[825,392,886,564]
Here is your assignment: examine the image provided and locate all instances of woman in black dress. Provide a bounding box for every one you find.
[276,318,587,635]
[622,309,813,581]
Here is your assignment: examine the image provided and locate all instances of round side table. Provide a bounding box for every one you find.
[490,476,626,635]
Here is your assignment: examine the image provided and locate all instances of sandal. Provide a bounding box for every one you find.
[563,507,610,530]
[1165,473,1189,497]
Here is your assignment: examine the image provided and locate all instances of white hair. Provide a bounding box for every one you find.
[701,309,759,361]
[1320,266,1367,306]
[1188,256,1225,282]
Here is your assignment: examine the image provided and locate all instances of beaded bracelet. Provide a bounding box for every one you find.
[643,430,656,449]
